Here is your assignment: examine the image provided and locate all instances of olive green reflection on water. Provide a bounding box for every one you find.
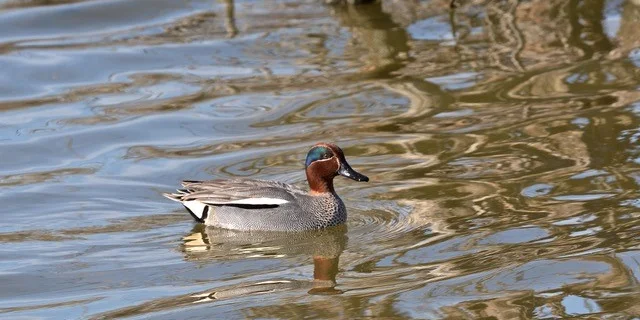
[1,0,640,319]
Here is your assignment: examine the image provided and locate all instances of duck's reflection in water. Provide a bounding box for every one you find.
[184,224,347,299]
[91,225,347,319]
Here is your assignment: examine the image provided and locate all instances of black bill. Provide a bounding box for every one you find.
[338,161,369,182]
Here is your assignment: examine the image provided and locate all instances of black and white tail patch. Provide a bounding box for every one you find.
[183,200,209,222]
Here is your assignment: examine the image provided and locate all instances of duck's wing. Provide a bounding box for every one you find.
[163,179,305,221]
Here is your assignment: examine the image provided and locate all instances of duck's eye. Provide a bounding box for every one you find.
[321,152,332,159]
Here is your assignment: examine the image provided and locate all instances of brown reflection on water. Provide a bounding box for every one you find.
[90,225,346,319]
[439,254,640,319]
[329,1,409,77]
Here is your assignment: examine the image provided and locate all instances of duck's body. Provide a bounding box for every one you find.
[165,179,347,231]
[164,143,368,232]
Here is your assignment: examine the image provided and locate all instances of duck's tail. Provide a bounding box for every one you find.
[163,189,190,202]
[163,190,209,223]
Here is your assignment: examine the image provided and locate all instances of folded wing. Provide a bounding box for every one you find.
[163,179,304,221]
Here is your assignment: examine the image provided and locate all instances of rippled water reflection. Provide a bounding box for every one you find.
[1,0,640,318]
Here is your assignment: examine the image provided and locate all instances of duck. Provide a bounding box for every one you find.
[163,143,369,231]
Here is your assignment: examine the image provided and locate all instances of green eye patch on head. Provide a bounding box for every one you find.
[305,146,334,167]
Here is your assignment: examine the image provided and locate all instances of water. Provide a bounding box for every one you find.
[1,0,640,318]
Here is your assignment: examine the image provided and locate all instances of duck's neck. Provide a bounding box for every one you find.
[306,170,335,195]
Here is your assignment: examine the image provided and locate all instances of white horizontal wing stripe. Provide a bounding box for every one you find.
[226,197,289,205]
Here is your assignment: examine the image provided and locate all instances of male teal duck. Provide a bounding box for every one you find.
[163,143,369,231]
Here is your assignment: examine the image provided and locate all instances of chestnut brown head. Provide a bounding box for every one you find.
[305,143,368,193]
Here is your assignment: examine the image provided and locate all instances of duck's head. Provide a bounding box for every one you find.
[305,143,368,194]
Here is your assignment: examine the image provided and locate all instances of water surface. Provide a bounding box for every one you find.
[1,0,640,318]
